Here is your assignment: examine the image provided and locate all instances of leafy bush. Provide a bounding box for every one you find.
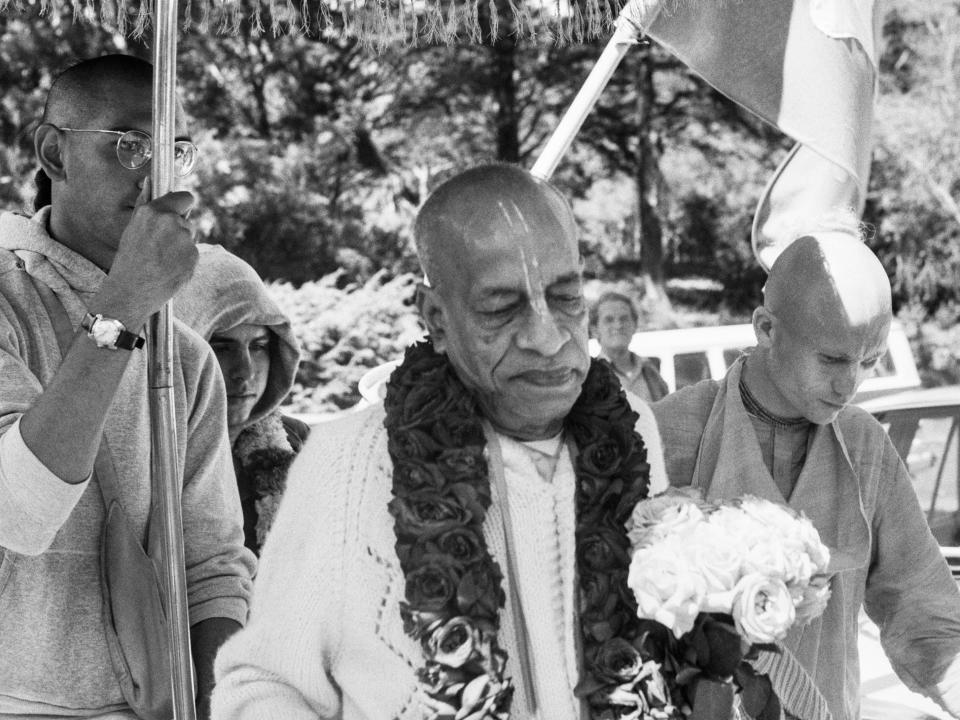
[191,134,420,286]
[268,269,423,414]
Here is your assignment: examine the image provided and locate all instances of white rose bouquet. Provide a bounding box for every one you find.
[601,487,832,720]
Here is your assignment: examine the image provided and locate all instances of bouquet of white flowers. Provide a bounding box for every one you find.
[626,488,832,646]
[580,488,832,720]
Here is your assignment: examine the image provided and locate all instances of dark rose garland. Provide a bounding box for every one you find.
[385,339,657,719]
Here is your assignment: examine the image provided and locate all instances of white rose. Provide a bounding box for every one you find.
[732,573,796,645]
[684,522,745,595]
[784,550,815,588]
[739,497,806,542]
[626,489,706,549]
[707,505,768,549]
[794,575,832,625]
[742,534,790,580]
[736,497,830,584]
[628,539,707,638]
[797,517,831,572]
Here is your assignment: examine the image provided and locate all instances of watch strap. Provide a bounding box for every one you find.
[115,329,145,350]
[82,312,144,351]
[80,311,96,333]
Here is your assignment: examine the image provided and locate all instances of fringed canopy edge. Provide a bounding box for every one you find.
[0,0,689,46]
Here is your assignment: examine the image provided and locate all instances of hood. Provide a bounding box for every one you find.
[0,208,109,322]
[174,244,300,431]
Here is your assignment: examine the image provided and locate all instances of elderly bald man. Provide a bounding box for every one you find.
[653,222,960,720]
[212,164,669,720]
[0,55,254,719]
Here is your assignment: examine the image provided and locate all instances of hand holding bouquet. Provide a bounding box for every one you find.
[579,488,832,720]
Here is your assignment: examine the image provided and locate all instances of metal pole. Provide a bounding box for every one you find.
[149,2,197,718]
[530,16,641,180]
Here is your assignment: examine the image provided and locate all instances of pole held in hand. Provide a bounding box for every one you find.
[531,6,650,181]
[149,2,197,718]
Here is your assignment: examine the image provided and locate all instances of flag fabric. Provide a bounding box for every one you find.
[626,0,881,270]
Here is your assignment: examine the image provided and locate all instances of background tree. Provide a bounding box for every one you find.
[866,0,960,322]
[0,0,955,319]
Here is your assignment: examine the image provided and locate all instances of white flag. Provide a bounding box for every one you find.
[629,0,881,269]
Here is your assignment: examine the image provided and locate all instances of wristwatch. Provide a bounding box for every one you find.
[81,312,145,351]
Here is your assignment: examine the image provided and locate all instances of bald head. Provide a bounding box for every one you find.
[765,233,892,339]
[414,165,578,296]
[413,165,589,440]
[745,230,893,424]
[42,55,153,127]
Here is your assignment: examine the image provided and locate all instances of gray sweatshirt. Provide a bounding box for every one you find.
[0,208,256,717]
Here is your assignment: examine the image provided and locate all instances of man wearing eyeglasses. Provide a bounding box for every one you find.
[0,54,255,719]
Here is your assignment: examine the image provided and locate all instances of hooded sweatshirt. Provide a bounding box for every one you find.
[0,209,255,718]
[174,245,306,554]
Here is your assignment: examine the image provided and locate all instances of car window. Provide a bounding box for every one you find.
[722,347,750,368]
[869,349,897,378]
[881,408,960,548]
[674,352,711,389]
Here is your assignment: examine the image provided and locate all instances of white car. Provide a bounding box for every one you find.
[857,387,960,720]
[587,321,921,401]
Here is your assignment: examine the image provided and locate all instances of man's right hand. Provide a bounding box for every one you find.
[94,177,199,329]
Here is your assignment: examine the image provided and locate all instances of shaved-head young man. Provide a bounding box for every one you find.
[212,165,668,720]
[0,55,254,718]
[653,223,960,720]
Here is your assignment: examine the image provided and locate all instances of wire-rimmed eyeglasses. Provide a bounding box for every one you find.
[57,126,198,177]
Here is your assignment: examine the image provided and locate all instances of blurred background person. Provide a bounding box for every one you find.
[592,291,669,402]
[175,245,308,556]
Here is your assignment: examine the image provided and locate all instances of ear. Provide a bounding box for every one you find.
[416,283,449,353]
[752,305,776,348]
[35,123,67,181]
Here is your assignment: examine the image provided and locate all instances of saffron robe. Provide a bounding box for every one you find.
[652,358,960,720]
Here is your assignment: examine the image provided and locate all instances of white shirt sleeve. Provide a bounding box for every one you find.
[0,417,89,555]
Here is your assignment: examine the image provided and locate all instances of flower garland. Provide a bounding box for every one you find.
[384,339,653,718]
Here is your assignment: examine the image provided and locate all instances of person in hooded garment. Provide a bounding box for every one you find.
[652,214,960,720]
[174,244,308,556]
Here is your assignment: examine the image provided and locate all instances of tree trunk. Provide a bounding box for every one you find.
[634,49,666,293]
[492,36,521,163]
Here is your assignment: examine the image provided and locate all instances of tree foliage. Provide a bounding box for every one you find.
[0,0,956,322]
[866,0,960,321]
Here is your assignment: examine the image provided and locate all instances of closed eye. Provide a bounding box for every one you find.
[818,354,847,365]
[477,303,522,328]
[550,294,585,314]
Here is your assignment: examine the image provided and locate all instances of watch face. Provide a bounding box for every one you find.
[91,318,123,347]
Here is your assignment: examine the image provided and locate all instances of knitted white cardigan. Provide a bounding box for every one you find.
[212,396,666,720]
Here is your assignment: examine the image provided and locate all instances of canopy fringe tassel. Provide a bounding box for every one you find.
[0,0,697,47]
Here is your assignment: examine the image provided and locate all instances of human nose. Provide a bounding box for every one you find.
[516,307,568,356]
[230,348,255,384]
[832,363,861,400]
